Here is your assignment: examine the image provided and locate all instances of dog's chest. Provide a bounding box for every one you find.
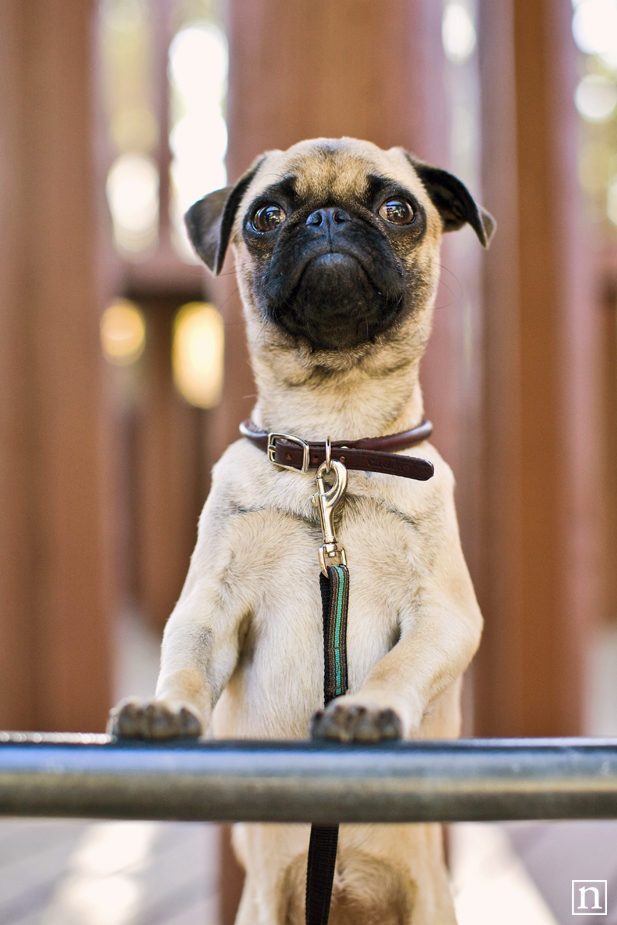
[211,456,440,737]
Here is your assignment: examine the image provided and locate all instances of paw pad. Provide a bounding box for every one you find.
[310,703,402,743]
[107,699,202,740]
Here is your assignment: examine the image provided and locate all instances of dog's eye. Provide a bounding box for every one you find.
[378,199,414,225]
[251,204,287,232]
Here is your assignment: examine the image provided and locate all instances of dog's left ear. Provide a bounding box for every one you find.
[185,156,266,274]
[405,154,495,248]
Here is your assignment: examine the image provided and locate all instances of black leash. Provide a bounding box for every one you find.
[305,563,350,925]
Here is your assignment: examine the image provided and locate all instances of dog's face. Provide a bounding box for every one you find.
[185,138,494,354]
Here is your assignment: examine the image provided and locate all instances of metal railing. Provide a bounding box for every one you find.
[2,732,617,823]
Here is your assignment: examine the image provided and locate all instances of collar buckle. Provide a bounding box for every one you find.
[267,432,310,473]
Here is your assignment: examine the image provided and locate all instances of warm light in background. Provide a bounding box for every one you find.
[110,106,158,153]
[99,1,228,262]
[106,154,159,256]
[172,302,224,409]
[442,0,476,65]
[100,0,161,259]
[578,140,616,194]
[101,299,146,366]
[168,22,229,262]
[608,177,617,224]
[572,0,617,62]
[571,0,617,229]
[575,74,617,122]
[100,0,148,35]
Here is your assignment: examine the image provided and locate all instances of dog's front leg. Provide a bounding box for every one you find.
[107,591,243,739]
[311,589,482,743]
[108,497,254,740]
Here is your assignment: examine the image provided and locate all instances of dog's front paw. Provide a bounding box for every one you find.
[107,698,203,740]
[310,702,402,743]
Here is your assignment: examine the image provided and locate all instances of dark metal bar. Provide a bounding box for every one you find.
[2,733,617,824]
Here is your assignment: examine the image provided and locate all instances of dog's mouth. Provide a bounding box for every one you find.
[304,251,362,270]
[278,241,373,291]
[297,250,370,291]
[262,245,406,351]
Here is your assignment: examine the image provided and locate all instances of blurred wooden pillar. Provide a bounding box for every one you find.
[131,297,205,632]
[475,0,598,736]
[0,1,113,731]
[218,1,449,920]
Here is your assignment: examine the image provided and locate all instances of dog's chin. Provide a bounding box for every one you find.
[267,253,405,351]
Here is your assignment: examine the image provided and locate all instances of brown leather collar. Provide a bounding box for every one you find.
[239,419,434,481]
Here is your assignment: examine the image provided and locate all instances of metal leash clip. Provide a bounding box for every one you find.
[311,440,348,576]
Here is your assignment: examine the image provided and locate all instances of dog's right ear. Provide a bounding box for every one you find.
[184,156,266,275]
[404,153,495,248]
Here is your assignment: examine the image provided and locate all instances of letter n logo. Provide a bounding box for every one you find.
[572,880,607,915]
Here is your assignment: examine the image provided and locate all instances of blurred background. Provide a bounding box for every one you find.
[1,0,617,922]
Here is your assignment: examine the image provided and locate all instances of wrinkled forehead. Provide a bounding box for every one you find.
[243,139,428,207]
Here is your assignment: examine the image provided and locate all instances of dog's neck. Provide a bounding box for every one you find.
[247,325,427,442]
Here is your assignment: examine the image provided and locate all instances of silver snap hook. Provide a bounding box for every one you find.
[325,436,332,472]
[311,459,348,576]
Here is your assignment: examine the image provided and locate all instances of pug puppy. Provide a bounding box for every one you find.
[108,137,494,925]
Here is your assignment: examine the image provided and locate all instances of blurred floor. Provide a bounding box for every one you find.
[0,819,218,925]
[0,610,220,925]
[451,819,617,925]
[3,614,617,923]
[451,822,558,925]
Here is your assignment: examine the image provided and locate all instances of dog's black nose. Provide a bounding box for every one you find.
[306,207,351,228]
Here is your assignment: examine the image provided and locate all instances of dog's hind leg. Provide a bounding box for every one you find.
[233,823,312,925]
[234,877,262,925]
